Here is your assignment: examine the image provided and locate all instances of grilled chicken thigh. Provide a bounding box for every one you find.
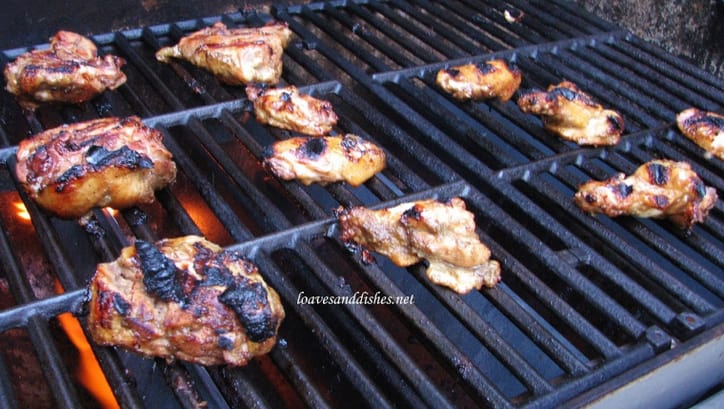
[517,81,624,146]
[435,59,522,102]
[4,31,127,109]
[15,116,176,219]
[338,198,501,294]
[156,21,292,85]
[264,134,386,186]
[88,235,284,366]
[574,160,717,229]
[246,85,339,136]
[676,108,724,160]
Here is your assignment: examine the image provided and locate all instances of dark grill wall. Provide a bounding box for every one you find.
[0,1,722,408]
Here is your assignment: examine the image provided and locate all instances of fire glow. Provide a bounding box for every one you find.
[14,201,30,221]
[55,282,119,409]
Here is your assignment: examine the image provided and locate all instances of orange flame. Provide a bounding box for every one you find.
[14,201,30,222]
[55,281,120,409]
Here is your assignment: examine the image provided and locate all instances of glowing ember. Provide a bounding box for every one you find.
[55,281,119,409]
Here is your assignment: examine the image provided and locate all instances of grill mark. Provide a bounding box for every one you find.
[475,61,496,74]
[136,240,187,305]
[647,163,670,185]
[85,145,153,169]
[299,137,326,159]
[218,281,276,342]
[653,195,670,208]
[613,183,633,198]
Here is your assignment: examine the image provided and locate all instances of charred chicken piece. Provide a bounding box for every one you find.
[574,160,718,229]
[155,21,292,85]
[338,198,501,294]
[4,31,127,109]
[435,59,522,102]
[88,235,285,366]
[517,81,624,146]
[676,108,724,160]
[15,116,176,219]
[264,134,386,186]
[246,85,338,136]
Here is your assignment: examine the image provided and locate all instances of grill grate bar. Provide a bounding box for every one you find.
[255,252,400,408]
[0,354,18,408]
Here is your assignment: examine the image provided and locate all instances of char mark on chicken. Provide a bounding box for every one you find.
[87,235,285,366]
[574,159,717,229]
[4,31,127,109]
[155,21,292,85]
[264,134,386,186]
[14,116,176,219]
[337,197,501,294]
[517,80,624,146]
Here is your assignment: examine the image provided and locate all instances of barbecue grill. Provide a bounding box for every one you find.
[0,1,722,408]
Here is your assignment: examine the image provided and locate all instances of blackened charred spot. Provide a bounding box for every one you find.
[475,61,496,74]
[613,183,633,198]
[402,204,423,222]
[340,134,358,150]
[300,137,326,159]
[647,163,670,185]
[584,193,596,204]
[698,114,724,129]
[85,145,153,170]
[136,240,187,305]
[693,179,707,199]
[444,68,460,77]
[607,114,623,131]
[218,282,276,343]
[55,165,85,192]
[200,265,234,287]
[113,293,131,316]
[653,195,670,208]
[261,145,274,159]
[218,336,234,350]
[550,87,578,101]
[280,91,291,102]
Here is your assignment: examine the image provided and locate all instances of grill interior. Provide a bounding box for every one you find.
[0,0,722,408]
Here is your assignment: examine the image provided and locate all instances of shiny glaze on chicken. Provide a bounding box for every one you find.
[156,21,292,85]
[338,198,501,294]
[264,134,386,186]
[574,159,718,229]
[676,108,723,160]
[435,59,522,102]
[15,116,176,219]
[4,31,126,109]
[246,85,338,136]
[88,235,284,366]
[517,81,624,146]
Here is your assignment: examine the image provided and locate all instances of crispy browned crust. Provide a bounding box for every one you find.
[264,134,386,186]
[517,80,624,146]
[676,108,724,160]
[337,198,501,294]
[15,116,176,219]
[574,159,718,229]
[155,21,292,85]
[435,59,522,102]
[87,235,285,366]
[246,85,338,136]
[4,31,126,109]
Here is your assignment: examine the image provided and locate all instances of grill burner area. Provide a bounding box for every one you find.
[0,1,722,408]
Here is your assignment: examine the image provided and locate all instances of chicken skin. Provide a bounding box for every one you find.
[435,59,522,102]
[264,134,386,186]
[574,160,717,229]
[87,235,285,366]
[15,116,176,219]
[156,21,292,85]
[338,198,501,294]
[4,31,127,109]
[676,108,723,160]
[517,81,624,146]
[246,85,338,136]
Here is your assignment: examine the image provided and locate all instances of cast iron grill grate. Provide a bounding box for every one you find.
[0,1,721,408]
